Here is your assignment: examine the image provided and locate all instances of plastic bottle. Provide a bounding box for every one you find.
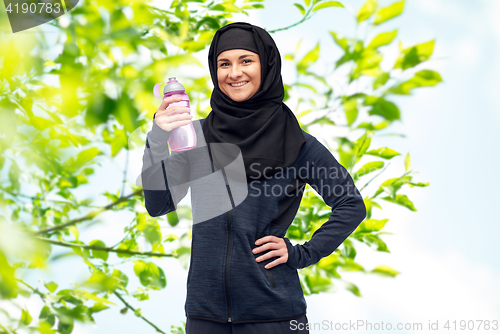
[154,77,197,151]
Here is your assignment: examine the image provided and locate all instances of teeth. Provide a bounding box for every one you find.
[231,82,248,87]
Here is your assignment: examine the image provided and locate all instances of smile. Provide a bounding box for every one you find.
[230,81,249,87]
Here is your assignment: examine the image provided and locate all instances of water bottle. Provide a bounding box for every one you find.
[154,77,197,152]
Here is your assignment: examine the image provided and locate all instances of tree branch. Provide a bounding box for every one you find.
[113,291,167,334]
[266,6,316,33]
[37,189,144,235]
[37,237,174,258]
[359,161,391,193]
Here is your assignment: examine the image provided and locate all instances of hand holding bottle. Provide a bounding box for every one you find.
[154,95,193,132]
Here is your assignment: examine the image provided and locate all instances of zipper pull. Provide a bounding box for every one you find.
[228,317,232,322]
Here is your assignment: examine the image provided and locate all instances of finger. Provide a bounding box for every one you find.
[158,119,192,131]
[252,242,280,255]
[256,250,280,262]
[265,257,285,269]
[156,110,192,122]
[156,118,192,132]
[255,235,279,246]
[158,95,183,111]
[156,106,191,118]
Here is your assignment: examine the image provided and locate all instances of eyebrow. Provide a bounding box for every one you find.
[217,54,256,62]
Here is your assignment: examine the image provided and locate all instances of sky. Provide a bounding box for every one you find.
[1,0,499,333]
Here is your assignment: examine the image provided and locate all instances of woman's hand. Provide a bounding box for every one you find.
[253,236,288,269]
[154,95,193,132]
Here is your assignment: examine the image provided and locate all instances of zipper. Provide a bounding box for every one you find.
[208,140,234,322]
[268,268,275,289]
[225,192,233,323]
[207,141,235,322]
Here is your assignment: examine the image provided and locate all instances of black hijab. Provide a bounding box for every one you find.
[202,22,306,182]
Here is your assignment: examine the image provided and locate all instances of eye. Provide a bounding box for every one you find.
[219,62,229,67]
[243,59,252,64]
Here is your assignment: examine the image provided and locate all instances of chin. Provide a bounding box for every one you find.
[230,95,250,102]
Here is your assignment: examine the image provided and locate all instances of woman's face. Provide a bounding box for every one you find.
[217,49,261,102]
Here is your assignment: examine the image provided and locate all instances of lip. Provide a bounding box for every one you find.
[228,81,249,89]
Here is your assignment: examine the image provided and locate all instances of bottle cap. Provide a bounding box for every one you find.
[164,77,185,94]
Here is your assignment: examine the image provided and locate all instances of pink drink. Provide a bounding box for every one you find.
[155,77,197,152]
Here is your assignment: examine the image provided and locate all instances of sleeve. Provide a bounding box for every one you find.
[141,112,190,217]
[283,136,367,270]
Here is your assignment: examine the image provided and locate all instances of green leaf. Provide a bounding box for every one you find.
[341,239,357,259]
[365,147,400,159]
[241,3,264,9]
[354,161,384,178]
[356,218,389,232]
[8,160,21,191]
[364,96,401,121]
[85,92,115,127]
[69,241,90,259]
[45,281,58,293]
[394,40,435,70]
[373,71,390,89]
[89,240,109,261]
[89,303,109,313]
[144,222,162,244]
[409,181,430,188]
[116,239,139,259]
[312,1,344,12]
[114,94,140,135]
[74,148,102,170]
[354,130,374,160]
[371,265,399,277]
[111,269,129,290]
[374,0,405,25]
[374,176,411,198]
[38,321,57,334]
[68,226,79,241]
[309,115,335,126]
[295,83,317,93]
[133,261,167,289]
[210,3,240,12]
[304,0,311,7]
[20,308,33,326]
[367,30,398,49]
[381,194,417,211]
[404,153,410,171]
[304,274,334,294]
[343,98,358,126]
[296,43,320,73]
[132,290,150,301]
[344,282,361,296]
[357,0,377,23]
[353,49,383,78]
[329,31,349,52]
[386,69,443,94]
[294,3,306,15]
[359,234,390,252]
[39,306,56,327]
[338,259,365,272]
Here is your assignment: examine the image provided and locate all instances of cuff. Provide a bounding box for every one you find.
[283,237,300,270]
[151,112,171,142]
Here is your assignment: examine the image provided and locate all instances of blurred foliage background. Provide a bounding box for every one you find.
[0,0,439,332]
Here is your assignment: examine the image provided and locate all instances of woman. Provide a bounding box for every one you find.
[142,22,367,334]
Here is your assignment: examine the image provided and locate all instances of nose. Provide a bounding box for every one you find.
[228,64,242,80]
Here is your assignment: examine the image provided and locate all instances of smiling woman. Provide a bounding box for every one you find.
[144,21,366,334]
[217,50,261,102]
